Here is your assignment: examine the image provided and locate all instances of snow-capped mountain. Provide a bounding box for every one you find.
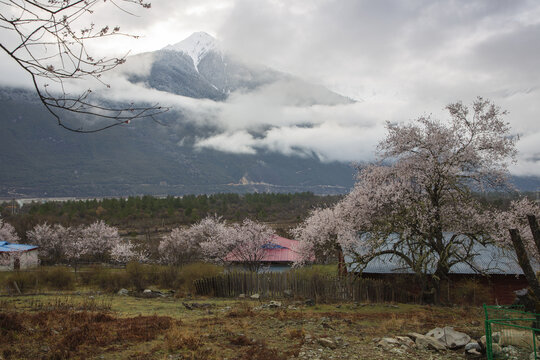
[163,32,220,72]
[126,32,352,104]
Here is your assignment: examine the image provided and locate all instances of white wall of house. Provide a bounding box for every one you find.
[0,250,39,271]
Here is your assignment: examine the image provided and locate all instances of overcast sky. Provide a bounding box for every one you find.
[1,0,540,176]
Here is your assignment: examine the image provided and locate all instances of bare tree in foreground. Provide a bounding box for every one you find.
[0,0,167,132]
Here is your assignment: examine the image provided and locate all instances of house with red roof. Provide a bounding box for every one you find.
[226,235,305,272]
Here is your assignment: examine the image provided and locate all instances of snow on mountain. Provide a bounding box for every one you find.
[163,32,220,71]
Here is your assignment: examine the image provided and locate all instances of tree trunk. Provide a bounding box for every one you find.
[509,228,540,300]
[528,215,540,255]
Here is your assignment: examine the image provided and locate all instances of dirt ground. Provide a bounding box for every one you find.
[0,294,484,360]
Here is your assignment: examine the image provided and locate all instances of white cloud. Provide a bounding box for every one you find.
[1,0,540,176]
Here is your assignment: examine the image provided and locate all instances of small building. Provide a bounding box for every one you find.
[0,242,39,271]
[346,242,536,305]
[227,236,304,272]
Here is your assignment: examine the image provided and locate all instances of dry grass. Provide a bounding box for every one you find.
[0,295,484,360]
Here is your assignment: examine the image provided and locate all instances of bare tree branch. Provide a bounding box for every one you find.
[0,0,168,132]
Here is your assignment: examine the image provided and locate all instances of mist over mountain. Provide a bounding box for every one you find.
[125,32,353,105]
[0,32,538,198]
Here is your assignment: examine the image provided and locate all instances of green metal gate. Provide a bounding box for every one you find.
[484,304,539,360]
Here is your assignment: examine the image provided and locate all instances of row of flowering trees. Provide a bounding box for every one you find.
[158,217,276,272]
[25,221,145,264]
[2,214,277,270]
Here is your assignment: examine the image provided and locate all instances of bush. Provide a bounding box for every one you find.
[450,279,492,306]
[2,271,40,293]
[289,264,338,280]
[126,261,151,291]
[39,267,75,290]
[176,263,223,293]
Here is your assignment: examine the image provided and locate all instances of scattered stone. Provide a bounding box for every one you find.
[267,301,282,308]
[250,293,260,300]
[479,335,487,349]
[466,348,482,357]
[377,338,400,351]
[318,338,337,349]
[395,336,415,348]
[426,326,471,349]
[414,333,447,351]
[464,342,481,351]
[492,343,502,357]
[117,288,129,296]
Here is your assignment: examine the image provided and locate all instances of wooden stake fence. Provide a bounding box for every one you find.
[194,272,420,303]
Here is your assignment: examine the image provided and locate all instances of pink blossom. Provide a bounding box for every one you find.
[0,217,19,243]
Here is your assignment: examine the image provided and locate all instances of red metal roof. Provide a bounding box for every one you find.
[226,235,304,263]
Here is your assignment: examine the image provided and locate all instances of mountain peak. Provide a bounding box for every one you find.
[163,32,219,70]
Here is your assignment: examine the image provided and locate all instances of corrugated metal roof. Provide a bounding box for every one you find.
[345,234,535,275]
[0,241,38,252]
[226,236,304,263]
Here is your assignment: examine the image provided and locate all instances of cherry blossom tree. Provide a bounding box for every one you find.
[71,220,121,263]
[295,98,517,297]
[158,227,203,266]
[110,240,146,264]
[27,220,141,264]
[175,216,276,271]
[222,219,276,272]
[0,216,19,243]
[26,222,74,263]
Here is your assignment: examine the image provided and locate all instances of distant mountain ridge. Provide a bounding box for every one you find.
[126,32,353,104]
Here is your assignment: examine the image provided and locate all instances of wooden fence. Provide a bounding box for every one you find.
[194,272,421,303]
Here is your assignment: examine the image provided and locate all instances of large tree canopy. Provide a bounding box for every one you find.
[295,98,517,292]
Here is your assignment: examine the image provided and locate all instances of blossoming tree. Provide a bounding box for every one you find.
[295,98,517,297]
[0,217,19,243]
[27,220,141,264]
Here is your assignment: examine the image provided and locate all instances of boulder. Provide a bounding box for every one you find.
[318,338,337,349]
[464,342,481,351]
[143,289,152,293]
[250,293,260,299]
[395,336,415,348]
[284,289,293,298]
[238,293,245,298]
[414,334,447,351]
[377,337,400,351]
[304,299,315,306]
[426,326,471,349]
[117,288,129,296]
[267,301,282,308]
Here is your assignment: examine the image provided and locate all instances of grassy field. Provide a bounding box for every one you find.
[0,292,484,360]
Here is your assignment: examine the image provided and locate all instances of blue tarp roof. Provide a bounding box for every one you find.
[0,241,38,252]
[345,234,536,276]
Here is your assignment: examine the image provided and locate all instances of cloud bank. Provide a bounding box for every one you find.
[1,0,539,176]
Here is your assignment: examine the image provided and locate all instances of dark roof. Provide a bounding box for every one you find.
[345,234,535,275]
[0,241,38,253]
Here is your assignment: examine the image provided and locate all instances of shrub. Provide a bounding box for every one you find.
[289,264,338,280]
[177,263,223,293]
[39,267,75,290]
[450,279,492,306]
[2,271,39,293]
[126,261,151,291]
